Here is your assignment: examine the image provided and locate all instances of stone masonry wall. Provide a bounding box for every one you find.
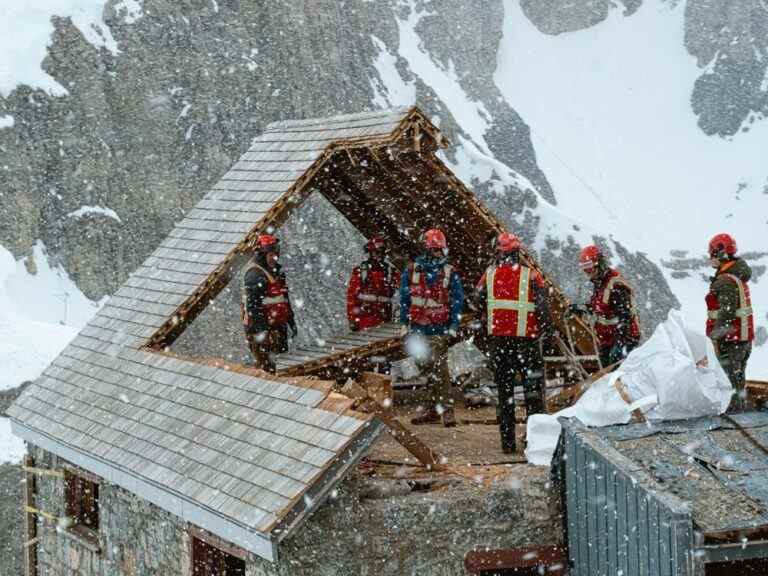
[28,445,561,576]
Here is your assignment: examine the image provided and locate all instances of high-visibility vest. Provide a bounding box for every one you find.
[485,263,541,338]
[590,269,641,348]
[706,272,754,342]
[408,262,453,326]
[349,262,397,329]
[241,263,289,328]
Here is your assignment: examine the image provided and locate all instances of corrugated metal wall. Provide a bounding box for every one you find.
[563,421,697,576]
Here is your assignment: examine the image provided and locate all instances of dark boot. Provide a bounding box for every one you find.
[410,407,441,425]
[442,407,457,428]
[524,378,546,417]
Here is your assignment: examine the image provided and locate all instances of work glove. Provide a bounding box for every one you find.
[568,303,589,317]
[399,325,409,337]
[709,324,730,341]
[447,325,459,338]
[606,342,627,365]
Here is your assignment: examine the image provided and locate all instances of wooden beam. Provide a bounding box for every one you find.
[24,455,38,576]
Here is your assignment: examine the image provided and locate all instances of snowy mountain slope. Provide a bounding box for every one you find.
[493,0,768,377]
[0,242,99,462]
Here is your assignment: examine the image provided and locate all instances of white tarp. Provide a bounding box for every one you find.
[525,310,734,466]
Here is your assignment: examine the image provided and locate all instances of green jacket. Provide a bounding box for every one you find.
[709,258,752,336]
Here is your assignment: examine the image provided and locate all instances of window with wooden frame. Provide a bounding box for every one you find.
[192,534,246,576]
[65,470,100,533]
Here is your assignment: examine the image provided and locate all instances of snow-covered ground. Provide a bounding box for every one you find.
[0,242,99,463]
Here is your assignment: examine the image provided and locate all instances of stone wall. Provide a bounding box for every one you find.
[28,445,561,576]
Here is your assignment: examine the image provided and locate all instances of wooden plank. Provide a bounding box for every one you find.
[123,275,198,297]
[141,257,219,277]
[173,218,254,234]
[211,179,293,193]
[166,227,243,245]
[113,285,189,307]
[193,198,272,214]
[150,246,227,266]
[158,236,234,256]
[183,207,264,224]
[240,150,322,163]
[265,108,408,131]
[24,455,37,576]
[131,265,210,287]
[255,122,402,144]
[229,159,314,172]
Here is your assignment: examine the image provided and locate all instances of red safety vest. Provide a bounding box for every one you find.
[348,263,397,330]
[241,263,290,328]
[706,272,754,342]
[483,263,541,338]
[408,262,452,326]
[590,269,641,348]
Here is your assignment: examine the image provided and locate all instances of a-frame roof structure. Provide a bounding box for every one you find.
[9,106,593,563]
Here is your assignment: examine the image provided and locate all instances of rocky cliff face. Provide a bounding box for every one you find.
[13,0,765,351]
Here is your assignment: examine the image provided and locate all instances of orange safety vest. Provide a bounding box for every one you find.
[706,273,754,342]
[484,263,541,338]
[590,269,641,348]
[408,262,452,326]
[241,263,289,328]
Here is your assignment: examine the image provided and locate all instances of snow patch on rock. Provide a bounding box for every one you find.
[0,0,119,97]
[0,115,14,129]
[68,205,122,223]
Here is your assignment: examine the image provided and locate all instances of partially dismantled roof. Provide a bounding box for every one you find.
[9,106,592,562]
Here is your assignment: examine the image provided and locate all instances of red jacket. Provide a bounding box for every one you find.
[706,268,754,343]
[241,262,290,329]
[590,269,641,348]
[347,261,398,330]
[477,263,543,338]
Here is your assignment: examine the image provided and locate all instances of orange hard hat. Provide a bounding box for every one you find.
[423,228,447,249]
[578,244,603,272]
[708,233,737,257]
[495,232,522,254]
[256,234,279,251]
[366,237,386,252]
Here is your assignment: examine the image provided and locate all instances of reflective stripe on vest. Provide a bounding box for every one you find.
[721,273,752,341]
[411,265,452,307]
[358,294,391,303]
[486,265,536,337]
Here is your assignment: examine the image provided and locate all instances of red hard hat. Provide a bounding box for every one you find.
[708,233,737,257]
[579,244,603,272]
[366,237,386,252]
[257,234,279,251]
[423,228,447,249]
[496,232,522,253]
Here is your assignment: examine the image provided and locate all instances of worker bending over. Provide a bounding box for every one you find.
[571,245,641,367]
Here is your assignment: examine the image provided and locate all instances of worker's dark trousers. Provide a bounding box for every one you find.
[717,340,752,412]
[245,325,288,373]
[489,337,545,452]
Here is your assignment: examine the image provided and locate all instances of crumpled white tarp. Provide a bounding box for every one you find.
[525,310,733,466]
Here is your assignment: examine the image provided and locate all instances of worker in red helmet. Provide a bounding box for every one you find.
[706,233,754,411]
[400,228,464,427]
[347,237,399,331]
[473,232,552,454]
[570,244,641,367]
[241,234,298,372]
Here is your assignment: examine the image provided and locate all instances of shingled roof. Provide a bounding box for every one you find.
[9,106,595,563]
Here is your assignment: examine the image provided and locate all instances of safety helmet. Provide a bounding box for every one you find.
[495,232,522,254]
[423,228,447,250]
[578,244,603,273]
[708,233,737,258]
[256,234,279,252]
[366,237,386,253]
